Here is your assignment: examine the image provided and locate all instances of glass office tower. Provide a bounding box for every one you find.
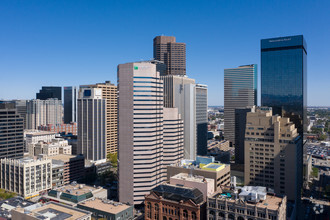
[261,35,307,138]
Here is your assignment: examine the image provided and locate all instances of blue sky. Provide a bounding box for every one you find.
[0,0,329,106]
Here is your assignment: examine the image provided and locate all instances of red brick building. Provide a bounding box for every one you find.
[145,184,206,220]
[38,122,77,135]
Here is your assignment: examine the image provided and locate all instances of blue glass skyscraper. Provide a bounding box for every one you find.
[261,35,307,137]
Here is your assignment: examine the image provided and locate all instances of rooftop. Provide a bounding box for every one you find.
[0,197,35,220]
[48,154,83,162]
[25,131,57,136]
[212,186,285,211]
[171,173,213,184]
[51,183,102,196]
[151,184,204,205]
[79,198,131,214]
[15,202,91,220]
[201,163,225,171]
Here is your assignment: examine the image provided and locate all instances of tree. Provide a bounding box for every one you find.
[107,152,118,167]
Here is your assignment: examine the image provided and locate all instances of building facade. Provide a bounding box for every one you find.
[162,75,196,160]
[26,99,63,130]
[196,84,208,156]
[163,108,184,167]
[36,86,62,100]
[118,61,165,205]
[0,157,52,199]
[234,106,255,165]
[153,36,186,76]
[145,184,206,220]
[207,186,287,220]
[81,81,118,154]
[77,88,106,162]
[38,122,77,135]
[224,65,257,147]
[261,35,307,138]
[244,107,302,202]
[64,86,78,123]
[13,100,28,129]
[0,103,24,159]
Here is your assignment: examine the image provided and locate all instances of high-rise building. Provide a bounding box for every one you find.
[234,106,255,165]
[224,64,257,146]
[261,35,307,138]
[26,99,62,130]
[0,103,24,159]
[244,107,302,202]
[36,86,62,100]
[118,61,184,205]
[63,86,78,123]
[77,88,106,162]
[13,100,28,129]
[153,36,186,76]
[196,84,208,156]
[80,81,117,154]
[163,108,184,167]
[161,75,196,160]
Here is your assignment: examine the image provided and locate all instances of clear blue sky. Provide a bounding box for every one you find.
[0,0,329,106]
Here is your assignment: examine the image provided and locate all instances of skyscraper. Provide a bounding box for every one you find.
[0,103,24,159]
[80,81,118,154]
[77,88,106,162]
[118,61,184,205]
[161,75,196,160]
[224,64,257,146]
[63,86,78,124]
[153,36,186,76]
[36,86,62,100]
[261,35,307,138]
[196,84,208,156]
[26,99,62,130]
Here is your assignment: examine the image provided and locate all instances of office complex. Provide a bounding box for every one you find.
[36,86,62,100]
[207,186,287,220]
[261,35,307,138]
[0,157,52,199]
[224,64,257,146]
[77,88,106,162]
[145,184,205,220]
[118,61,184,205]
[25,130,57,152]
[234,106,255,165]
[153,36,186,75]
[0,103,24,159]
[196,84,208,156]
[81,81,118,154]
[162,75,197,159]
[64,86,78,123]
[26,99,63,130]
[244,107,302,201]
[30,138,72,156]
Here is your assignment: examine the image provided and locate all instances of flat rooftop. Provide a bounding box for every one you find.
[201,163,226,171]
[25,131,57,136]
[19,202,90,220]
[79,198,131,214]
[48,154,83,162]
[52,184,102,196]
[171,173,213,184]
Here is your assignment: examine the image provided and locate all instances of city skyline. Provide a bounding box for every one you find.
[0,1,329,106]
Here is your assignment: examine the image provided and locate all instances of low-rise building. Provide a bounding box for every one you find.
[46,183,107,206]
[11,201,91,220]
[77,198,134,220]
[25,130,57,152]
[48,154,84,185]
[167,158,231,192]
[0,197,35,220]
[38,122,77,135]
[207,186,287,220]
[170,173,214,201]
[145,184,206,220]
[0,157,52,199]
[31,138,72,156]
